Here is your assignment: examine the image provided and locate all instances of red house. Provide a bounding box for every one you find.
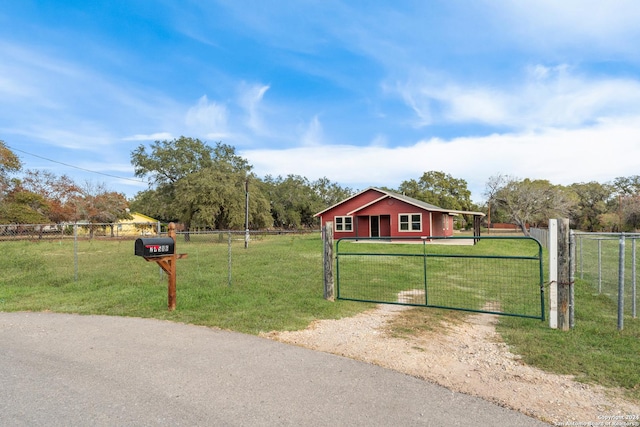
[315,187,484,239]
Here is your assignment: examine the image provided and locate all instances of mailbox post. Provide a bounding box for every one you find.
[134,222,187,311]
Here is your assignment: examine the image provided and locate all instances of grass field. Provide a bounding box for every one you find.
[0,233,370,332]
[1,232,638,401]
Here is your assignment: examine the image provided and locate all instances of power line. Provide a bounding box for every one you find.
[7,144,147,184]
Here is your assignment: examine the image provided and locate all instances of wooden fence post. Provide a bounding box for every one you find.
[557,218,571,330]
[167,223,178,311]
[323,222,334,301]
[549,219,558,329]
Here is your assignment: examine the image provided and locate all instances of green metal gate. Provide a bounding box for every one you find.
[335,236,545,320]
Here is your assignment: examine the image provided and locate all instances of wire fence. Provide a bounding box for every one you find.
[0,223,317,286]
[0,222,162,240]
[532,227,639,328]
[174,229,317,286]
[574,232,639,322]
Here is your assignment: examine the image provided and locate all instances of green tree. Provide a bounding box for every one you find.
[263,175,316,228]
[568,182,614,231]
[621,195,640,231]
[19,170,81,223]
[312,177,354,208]
[0,190,49,224]
[487,174,574,236]
[399,171,474,229]
[398,171,472,211]
[174,170,271,229]
[613,175,640,196]
[131,138,264,232]
[131,137,217,228]
[128,188,171,221]
[131,136,215,186]
[0,140,22,201]
[613,175,640,231]
[74,182,132,238]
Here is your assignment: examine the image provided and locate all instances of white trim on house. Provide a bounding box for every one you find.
[346,195,388,216]
[398,213,422,232]
[334,216,353,232]
[429,212,433,235]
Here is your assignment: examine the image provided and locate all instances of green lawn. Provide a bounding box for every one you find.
[0,234,370,333]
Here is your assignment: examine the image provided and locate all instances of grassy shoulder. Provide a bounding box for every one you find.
[0,234,371,333]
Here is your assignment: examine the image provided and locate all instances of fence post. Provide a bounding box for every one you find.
[549,219,558,329]
[618,233,625,331]
[73,223,79,282]
[323,222,334,301]
[570,229,576,329]
[633,238,637,319]
[557,218,571,330]
[244,178,249,249]
[228,231,232,287]
[579,235,583,279]
[598,239,602,293]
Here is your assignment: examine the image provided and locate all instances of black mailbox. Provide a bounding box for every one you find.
[135,237,175,258]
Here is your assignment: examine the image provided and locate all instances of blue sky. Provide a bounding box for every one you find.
[2,1,640,203]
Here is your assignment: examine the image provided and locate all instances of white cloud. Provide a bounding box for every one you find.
[490,0,640,56]
[123,132,174,141]
[8,125,115,151]
[243,116,640,202]
[185,95,229,137]
[238,83,270,134]
[396,65,640,130]
[301,115,324,146]
[443,87,509,125]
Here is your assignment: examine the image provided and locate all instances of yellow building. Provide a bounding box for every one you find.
[116,212,160,236]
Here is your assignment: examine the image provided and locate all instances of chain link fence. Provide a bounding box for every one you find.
[0,223,317,286]
[574,232,639,324]
[0,222,162,240]
[533,227,639,328]
[173,229,317,286]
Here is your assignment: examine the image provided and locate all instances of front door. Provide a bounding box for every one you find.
[370,216,380,237]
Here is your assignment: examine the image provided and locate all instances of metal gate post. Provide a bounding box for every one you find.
[422,238,428,306]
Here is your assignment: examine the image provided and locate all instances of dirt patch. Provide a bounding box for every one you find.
[262,304,640,425]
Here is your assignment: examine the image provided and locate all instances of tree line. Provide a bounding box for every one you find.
[0,138,353,231]
[0,141,130,228]
[1,138,639,234]
[485,174,640,234]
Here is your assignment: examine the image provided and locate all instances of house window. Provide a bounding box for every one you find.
[335,216,353,232]
[399,213,422,232]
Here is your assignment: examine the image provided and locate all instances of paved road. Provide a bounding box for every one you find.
[0,312,549,426]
